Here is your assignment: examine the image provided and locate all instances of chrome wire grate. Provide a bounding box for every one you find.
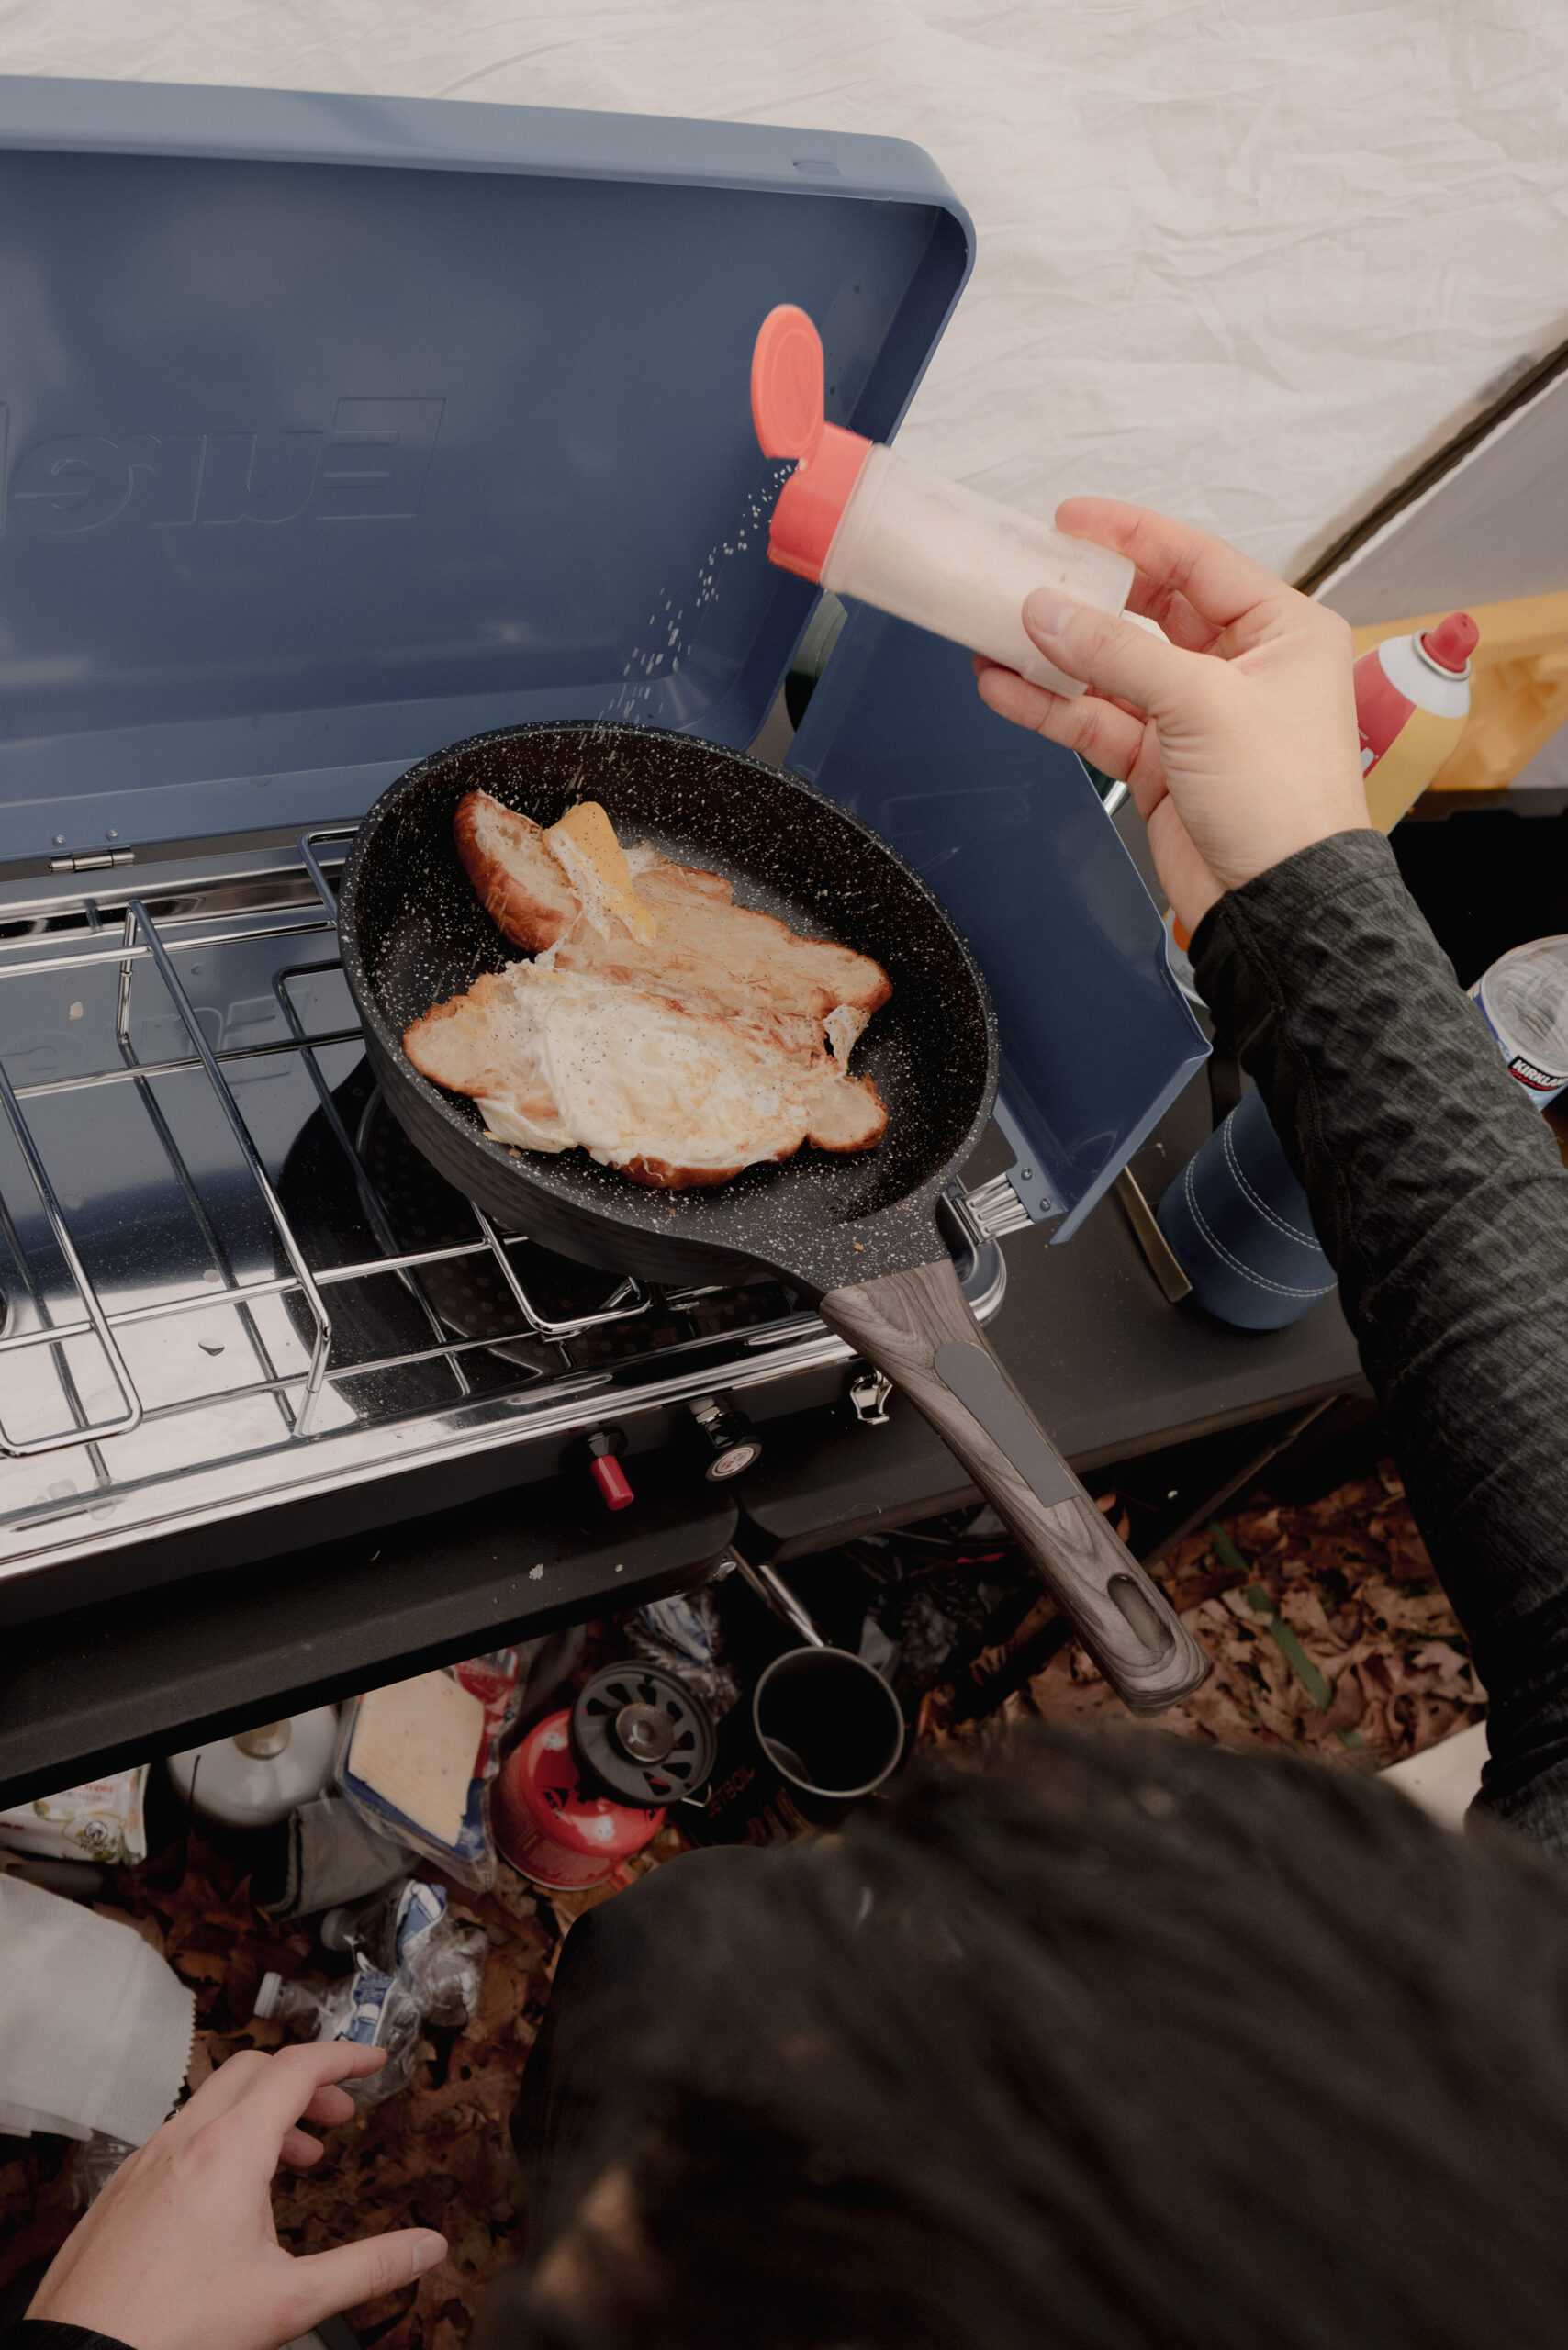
[0,829,658,1460]
[0,831,1006,1596]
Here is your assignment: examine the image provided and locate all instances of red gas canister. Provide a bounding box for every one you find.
[491,1662,715,1891]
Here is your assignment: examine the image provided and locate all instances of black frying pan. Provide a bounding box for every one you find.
[338,721,1209,1716]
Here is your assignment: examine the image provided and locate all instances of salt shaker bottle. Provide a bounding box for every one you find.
[752,306,1135,694]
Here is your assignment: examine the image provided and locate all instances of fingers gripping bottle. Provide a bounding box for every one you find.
[1355,610,1478,832]
[752,306,1135,694]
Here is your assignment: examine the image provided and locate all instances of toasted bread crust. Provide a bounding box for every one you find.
[454,794,579,950]
[620,1153,759,1189]
[454,790,891,1026]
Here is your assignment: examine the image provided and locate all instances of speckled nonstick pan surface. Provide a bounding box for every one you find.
[338,721,995,1296]
[338,721,1210,1716]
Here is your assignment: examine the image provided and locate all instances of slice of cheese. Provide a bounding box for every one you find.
[543,801,658,945]
[347,1669,486,1849]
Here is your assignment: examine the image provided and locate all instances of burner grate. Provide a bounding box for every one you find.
[0,831,662,1453]
[0,829,1008,1601]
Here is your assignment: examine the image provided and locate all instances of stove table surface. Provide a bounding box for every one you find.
[0,1455,741,1811]
[740,1079,1363,1561]
[14,751,1559,1811]
[0,1054,1362,1810]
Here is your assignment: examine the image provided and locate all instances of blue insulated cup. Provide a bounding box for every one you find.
[1156,1085,1337,1330]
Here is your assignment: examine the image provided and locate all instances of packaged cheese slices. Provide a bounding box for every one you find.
[335,1651,522,1888]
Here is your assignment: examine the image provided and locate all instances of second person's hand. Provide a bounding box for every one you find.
[28,2042,448,2350]
[974,498,1371,934]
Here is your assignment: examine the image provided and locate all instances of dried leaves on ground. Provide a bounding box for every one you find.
[948,1457,1484,1768]
[0,1818,689,2346]
[0,1459,1481,2343]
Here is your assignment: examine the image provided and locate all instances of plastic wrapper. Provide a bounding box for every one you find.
[626,1588,742,1718]
[253,1964,423,2107]
[320,1877,485,2030]
[334,1651,521,1889]
[0,1767,148,1865]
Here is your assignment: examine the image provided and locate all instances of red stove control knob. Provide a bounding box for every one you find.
[584,1428,633,1511]
[590,1451,633,1511]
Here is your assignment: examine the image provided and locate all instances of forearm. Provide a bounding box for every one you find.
[1191,831,1568,1843]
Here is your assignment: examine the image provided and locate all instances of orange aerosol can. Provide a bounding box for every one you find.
[1170,608,1478,956]
[1354,610,1477,832]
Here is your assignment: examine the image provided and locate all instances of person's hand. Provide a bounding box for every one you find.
[974,497,1371,934]
[28,2042,447,2350]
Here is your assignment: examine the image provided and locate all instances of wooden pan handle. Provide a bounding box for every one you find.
[820,1257,1210,1717]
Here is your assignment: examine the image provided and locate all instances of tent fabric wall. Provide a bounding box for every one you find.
[3,1,1565,588]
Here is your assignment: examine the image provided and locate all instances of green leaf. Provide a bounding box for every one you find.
[1207,1524,1251,1580]
[1240,1579,1333,1712]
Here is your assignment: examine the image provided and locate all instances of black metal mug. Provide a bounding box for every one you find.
[721,1550,906,1821]
[752,1644,906,1808]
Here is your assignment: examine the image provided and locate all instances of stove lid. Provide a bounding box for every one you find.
[0,77,971,867]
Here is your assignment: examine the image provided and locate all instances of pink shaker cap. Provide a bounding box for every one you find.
[752,304,872,582]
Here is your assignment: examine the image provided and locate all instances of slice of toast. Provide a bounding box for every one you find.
[453,790,891,1040]
[404,961,887,1188]
[454,794,581,951]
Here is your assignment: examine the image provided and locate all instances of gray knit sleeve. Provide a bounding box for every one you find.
[1191,830,1568,1852]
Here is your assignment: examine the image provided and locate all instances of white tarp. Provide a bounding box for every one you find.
[1,0,1566,584]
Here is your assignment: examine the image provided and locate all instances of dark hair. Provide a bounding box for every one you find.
[487,1726,1568,2350]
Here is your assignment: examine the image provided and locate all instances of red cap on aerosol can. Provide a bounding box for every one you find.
[1418,612,1480,674]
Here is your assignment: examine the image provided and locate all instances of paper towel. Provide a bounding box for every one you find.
[0,1876,195,2145]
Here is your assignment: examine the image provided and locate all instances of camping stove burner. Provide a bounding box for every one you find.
[0,833,1010,1613]
[274,1054,799,1381]
[349,1078,791,1371]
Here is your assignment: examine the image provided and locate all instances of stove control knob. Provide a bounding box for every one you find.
[585,1427,634,1512]
[688,1394,763,1481]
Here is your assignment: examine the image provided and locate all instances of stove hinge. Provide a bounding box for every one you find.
[848,1369,893,1426]
[50,849,136,874]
